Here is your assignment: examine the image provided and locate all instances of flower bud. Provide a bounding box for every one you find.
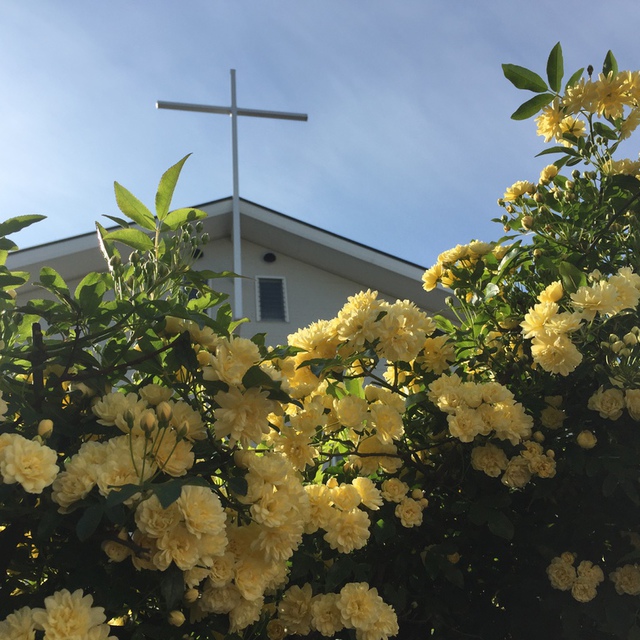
[183,588,199,604]
[123,410,136,431]
[38,419,54,438]
[521,215,534,230]
[624,332,637,346]
[140,410,157,435]
[176,421,189,440]
[612,340,625,354]
[168,610,185,627]
[577,430,597,449]
[156,401,173,424]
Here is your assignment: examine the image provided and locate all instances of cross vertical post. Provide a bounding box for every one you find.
[230,70,242,319]
[156,71,307,321]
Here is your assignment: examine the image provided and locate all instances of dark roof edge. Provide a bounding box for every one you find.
[196,196,427,271]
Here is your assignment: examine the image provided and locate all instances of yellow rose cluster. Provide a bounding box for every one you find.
[421,241,502,292]
[52,387,209,511]
[546,553,605,603]
[471,440,555,488]
[0,588,116,640]
[587,385,640,423]
[274,581,398,640]
[380,478,429,528]
[521,270,640,376]
[536,69,640,146]
[428,373,533,445]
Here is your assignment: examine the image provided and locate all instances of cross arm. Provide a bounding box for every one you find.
[156,100,307,121]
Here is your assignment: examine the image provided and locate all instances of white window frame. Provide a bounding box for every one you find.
[255,275,289,322]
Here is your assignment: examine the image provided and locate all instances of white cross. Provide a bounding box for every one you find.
[157,69,307,320]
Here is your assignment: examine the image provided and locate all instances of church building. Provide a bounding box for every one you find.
[8,196,449,346]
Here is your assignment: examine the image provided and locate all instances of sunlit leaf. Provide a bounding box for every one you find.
[156,154,191,221]
[102,214,131,228]
[0,214,46,237]
[114,182,155,230]
[37,266,70,296]
[161,207,207,231]
[96,221,119,268]
[104,228,154,252]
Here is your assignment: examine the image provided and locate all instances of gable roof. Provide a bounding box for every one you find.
[8,197,449,314]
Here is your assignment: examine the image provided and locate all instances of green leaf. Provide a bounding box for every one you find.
[96,222,120,268]
[344,375,366,399]
[510,93,554,120]
[443,566,464,589]
[0,272,29,289]
[325,558,356,591]
[113,182,156,230]
[0,214,46,237]
[468,501,489,526]
[483,283,500,301]
[565,67,585,89]
[558,261,587,293]
[160,565,185,610]
[38,266,70,296]
[373,517,397,544]
[104,228,154,252]
[536,145,581,158]
[153,480,184,509]
[242,364,278,389]
[0,238,18,252]
[603,50,618,77]
[76,504,104,541]
[227,476,248,497]
[502,64,548,93]
[156,154,191,221]
[102,214,131,228]
[546,42,564,93]
[593,121,618,140]
[629,625,640,640]
[487,510,514,540]
[161,207,207,231]
[75,272,110,312]
[105,483,143,508]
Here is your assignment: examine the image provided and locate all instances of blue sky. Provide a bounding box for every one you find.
[2,1,640,268]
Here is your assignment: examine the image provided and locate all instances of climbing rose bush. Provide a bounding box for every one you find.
[1,44,640,639]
